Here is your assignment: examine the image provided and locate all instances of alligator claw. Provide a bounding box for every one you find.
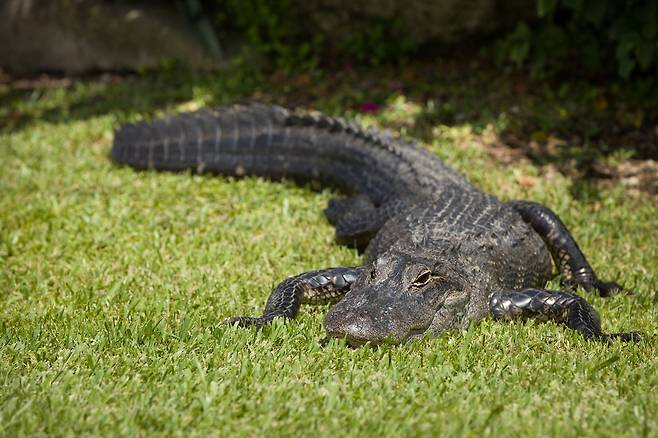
[594,280,629,297]
[561,279,628,297]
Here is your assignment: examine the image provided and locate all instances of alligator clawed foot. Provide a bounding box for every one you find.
[594,280,634,297]
[561,279,630,297]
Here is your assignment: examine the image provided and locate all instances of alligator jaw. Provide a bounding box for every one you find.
[327,327,429,347]
[324,310,431,347]
[324,313,382,347]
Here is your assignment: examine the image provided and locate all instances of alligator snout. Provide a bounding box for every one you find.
[323,287,429,346]
[324,307,385,346]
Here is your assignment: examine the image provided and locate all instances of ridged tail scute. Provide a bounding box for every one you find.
[111,103,471,204]
[112,104,290,172]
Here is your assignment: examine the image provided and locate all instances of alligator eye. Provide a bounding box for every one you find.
[411,269,433,288]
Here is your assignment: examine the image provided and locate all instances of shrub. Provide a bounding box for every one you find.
[496,0,658,79]
[212,0,418,71]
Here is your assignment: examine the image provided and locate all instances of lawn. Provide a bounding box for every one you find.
[0,63,656,436]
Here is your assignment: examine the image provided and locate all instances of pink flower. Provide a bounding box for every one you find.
[360,101,380,113]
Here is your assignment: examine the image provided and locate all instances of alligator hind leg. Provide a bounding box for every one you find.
[226,267,362,327]
[490,288,641,342]
[328,197,408,251]
[324,195,382,250]
[324,195,374,225]
[508,200,622,296]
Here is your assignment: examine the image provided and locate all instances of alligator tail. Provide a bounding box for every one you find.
[112,103,468,203]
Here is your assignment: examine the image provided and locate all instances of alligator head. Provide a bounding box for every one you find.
[324,249,473,346]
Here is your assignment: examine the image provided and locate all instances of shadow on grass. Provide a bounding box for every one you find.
[267,59,658,197]
[2,58,656,195]
[0,68,261,133]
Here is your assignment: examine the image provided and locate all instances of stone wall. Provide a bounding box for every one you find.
[0,0,218,75]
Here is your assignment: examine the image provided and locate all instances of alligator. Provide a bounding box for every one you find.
[112,103,641,346]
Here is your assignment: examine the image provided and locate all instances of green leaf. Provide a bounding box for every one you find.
[610,17,626,39]
[634,40,656,70]
[537,0,558,17]
[616,32,641,57]
[510,41,531,66]
[641,3,657,38]
[618,54,636,78]
[583,0,608,26]
[509,21,532,43]
[562,0,584,12]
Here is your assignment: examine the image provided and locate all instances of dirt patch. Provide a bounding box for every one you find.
[487,134,658,198]
[590,159,658,197]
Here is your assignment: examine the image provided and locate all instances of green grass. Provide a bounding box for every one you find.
[0,65,656,437]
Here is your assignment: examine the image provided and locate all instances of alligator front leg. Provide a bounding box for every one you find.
[508,200,623,296]
[489,288,641,342]
[226,267,362,327]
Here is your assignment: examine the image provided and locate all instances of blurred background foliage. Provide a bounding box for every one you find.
[212,0,419,70]
[496,0,658,79]
[208,0,658,81]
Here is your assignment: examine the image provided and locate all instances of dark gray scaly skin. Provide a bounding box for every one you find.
[112,103,641,346]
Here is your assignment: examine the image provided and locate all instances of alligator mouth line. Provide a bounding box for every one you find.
[326,325,430,348]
